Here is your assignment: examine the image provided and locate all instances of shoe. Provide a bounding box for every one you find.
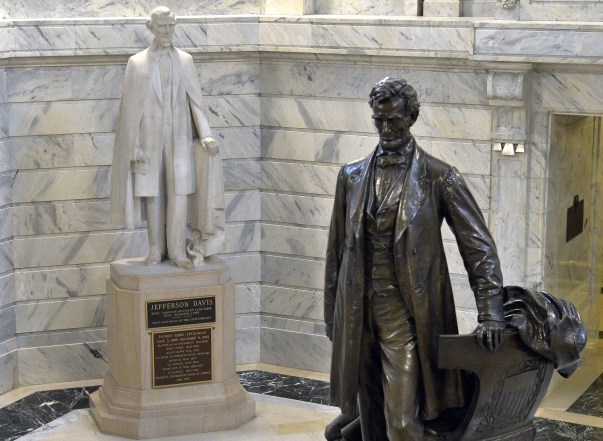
[173,257,194,270]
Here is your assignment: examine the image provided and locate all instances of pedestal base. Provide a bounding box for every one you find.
[90,257,255,439]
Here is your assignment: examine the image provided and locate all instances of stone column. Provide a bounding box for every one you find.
[90,257,255,439]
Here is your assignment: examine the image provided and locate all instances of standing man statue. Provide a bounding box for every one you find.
[324,77,505,440]
[110,6,225,270]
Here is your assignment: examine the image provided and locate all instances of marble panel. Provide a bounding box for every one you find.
[205,96,261,129]
[236,326,260,364]
[197,61,260,96]
[9,101,118,137]
[78,264,109,297]
[237,314,261,329]
[71,66,125,100]
[73,133,114,167]
[223,159,261,191]
[261,285,323,320]
[74,201,114,232]
[11,168,110,203]
[18,342,108,385]
[262,97,492,140]
[220,253,261,283]
[449,274,476,310]
[13,203,76,236]
[533,71,603,114]
[261,316,324,335]
[12,230,147,269]
[260,328,330,373]
[0,306,16,342]
[0,68,6,103]
[261,192,333,227]
[225,222,261,253]
[262,162,339,196]
[225,191,261,222]
[214,127,261,160]
[443,240,467,276]
[497,245,525,286]
[462,0,495,17]
[464,175,490,210]
[420,140,491,175]
[0,104,8,139]
[12,26,76,52]
[491,175,527,214]
[206,23,260,47]
[10,136,74,170]
[15,267,79,301]
[262,129,377,164]
[475,28,603,58]
[0,350,18,395]
[261,62,488,105]
[0,173,13,207]
[6,68,72,103]
[0,240,13,274]
[235,283,260,315]
[261,224,328,258]
[15,297,105,333]
[259,23,313,47]
[262,254,324,290]
[0,27,11,52]
[74,24,151,50]
[0,140,12,174]
[455,309,478,334]
[312,24,472,54]
[17,329,106,349]
[0,206,12,241]
[0,273,15,309]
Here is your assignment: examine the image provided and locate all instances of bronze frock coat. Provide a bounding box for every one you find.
[324,142,504,420]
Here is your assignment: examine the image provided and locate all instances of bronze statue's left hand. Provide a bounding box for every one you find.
[475,320,505,352]
[201,137,219,156]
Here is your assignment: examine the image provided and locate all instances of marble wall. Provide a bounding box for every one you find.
[1,6,603,390]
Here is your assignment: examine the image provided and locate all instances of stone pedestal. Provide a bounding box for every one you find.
[90,257,255,439]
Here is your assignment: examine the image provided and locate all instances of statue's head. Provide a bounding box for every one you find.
[146,6,176,48]
[369,77,420,151]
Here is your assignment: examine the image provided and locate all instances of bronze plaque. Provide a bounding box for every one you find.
[146,296,216,329]
[152,327,212,388]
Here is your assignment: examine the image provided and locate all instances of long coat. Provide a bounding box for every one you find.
[110,44,215,230]
[324,142,504,420]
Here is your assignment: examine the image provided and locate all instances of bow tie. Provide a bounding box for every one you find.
[377,154,408,168]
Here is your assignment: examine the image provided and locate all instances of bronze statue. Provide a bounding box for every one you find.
[324,77,506,441]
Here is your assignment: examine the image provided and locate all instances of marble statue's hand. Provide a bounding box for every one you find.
[131,147,146,164]
[475,320,505,352]
[201,137,219,156]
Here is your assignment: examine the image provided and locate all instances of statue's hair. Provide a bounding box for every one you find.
[147,6,176,27]
[368,77,420,125]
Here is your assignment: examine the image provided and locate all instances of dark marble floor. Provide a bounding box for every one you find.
[0,370,601,440]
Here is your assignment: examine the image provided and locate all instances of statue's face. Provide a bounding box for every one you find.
[150,14,176,48]
[371,97,412,152]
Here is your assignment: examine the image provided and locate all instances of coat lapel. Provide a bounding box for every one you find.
[350,149,377,239]
[394,144,428,245]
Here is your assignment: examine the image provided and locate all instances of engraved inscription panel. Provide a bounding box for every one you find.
[152,328,212,388]
[146,296,216,329]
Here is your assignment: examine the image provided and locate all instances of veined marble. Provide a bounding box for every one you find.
[0,207,12,241]
[261,316,325,335]
[262,285,324,321]
[73,134,114,167]
[12,230,147,269]
[260,327,330,373]
[220,253,261,284]
[0,348,18,394]
[225,222,261,253]
[261,224,328,259]
[262,254,324,290]
[0,273,15,308]
[15,297,105,333]
[0,173,14,207]
[262,192,333,227]
[259,23,313,47]
[0,306,16,342]
[19,342,107,385]
[236,326,261,364]
[15,265,108,301]
[206,22,260,47]
[205,95,261,128]
[10,136,74,170]
[11,168,110,203]
[262,161,339,195]
[222,159,261,190]
[235,283,261,315]
[0,240,13,274]
[17,329,106,349]
[214,127,261,160]
[225,191,262,222]
[13,203,76,236]
[0,140,12,174]
[197,61,260,96]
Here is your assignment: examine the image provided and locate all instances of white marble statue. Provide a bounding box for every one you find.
[110,6,225,270]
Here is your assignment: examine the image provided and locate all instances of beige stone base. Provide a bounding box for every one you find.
[90,257,255,439]
[90,377,256,439]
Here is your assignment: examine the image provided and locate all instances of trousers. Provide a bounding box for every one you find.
[358,291,423,441]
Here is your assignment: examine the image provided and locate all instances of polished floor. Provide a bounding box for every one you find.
[0,342,601,441]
